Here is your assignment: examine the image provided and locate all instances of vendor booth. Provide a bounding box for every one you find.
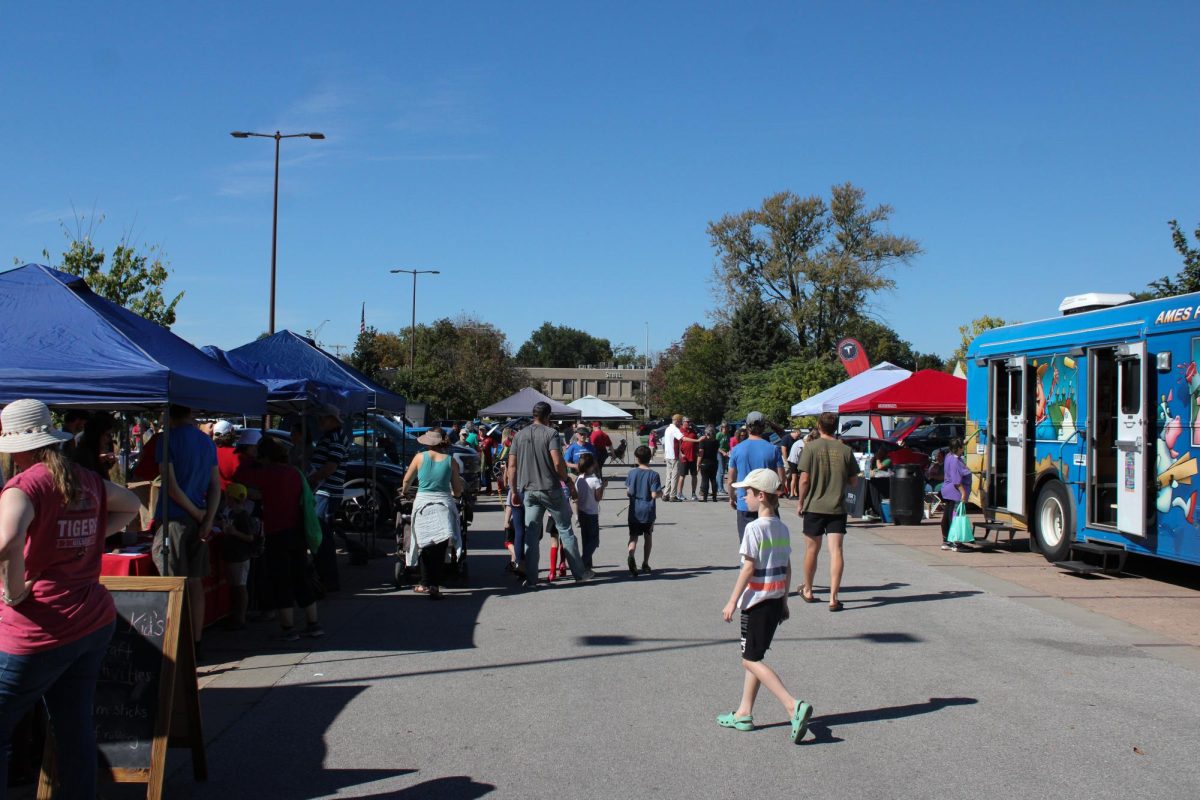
[790,362,910,416]
[568,394,632,420]
[0,264,269,626]
[838,370,967,415]
[480,387,580,418]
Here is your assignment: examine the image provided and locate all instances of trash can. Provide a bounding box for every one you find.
[889,464,925,525]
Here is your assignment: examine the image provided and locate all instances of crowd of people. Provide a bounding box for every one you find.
[0,391,967,770]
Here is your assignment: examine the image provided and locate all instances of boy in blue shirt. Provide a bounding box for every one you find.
[624,445,662,577]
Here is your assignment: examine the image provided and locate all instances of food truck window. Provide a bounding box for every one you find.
[1008,370,1023,415]
[1119,359,1141,415]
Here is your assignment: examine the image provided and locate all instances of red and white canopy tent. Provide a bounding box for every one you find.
[838,370,966,415]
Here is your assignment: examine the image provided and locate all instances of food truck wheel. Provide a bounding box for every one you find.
[1033,480,1072,562]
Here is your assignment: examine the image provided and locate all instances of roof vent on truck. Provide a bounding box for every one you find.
[1058,292,1134,315]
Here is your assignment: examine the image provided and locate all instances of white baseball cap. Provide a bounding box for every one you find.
[731,468,782,494]
[212,420,234,436]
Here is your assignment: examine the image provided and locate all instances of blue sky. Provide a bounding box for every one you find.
[2,2,1197,363]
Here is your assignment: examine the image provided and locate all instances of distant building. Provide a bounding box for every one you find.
[524,364,650,416]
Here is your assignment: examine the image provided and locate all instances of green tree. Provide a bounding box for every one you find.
[361,317,528,419]
[708,184,920,359]
[42,216,183,328]
[729,298,793,374]
[947,315,1008,371]
[732,357,845,425]
[1147,218,1200,298]
[649,324,732,423]
[515,322,613,367]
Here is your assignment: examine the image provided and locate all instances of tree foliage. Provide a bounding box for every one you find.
[1147,218,1200,298]
[729,298,794,374]
[733,358,845,425]
[947,315,1009,370]
[352,318,528,419]
[43,216,183,328]
[648,324,732,423]
[515,322,614,368]
[709,184,920,360]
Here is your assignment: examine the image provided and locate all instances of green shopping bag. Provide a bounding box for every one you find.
[947,502,973,543]
[297,467,324,554]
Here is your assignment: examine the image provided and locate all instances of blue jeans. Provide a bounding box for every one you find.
[717,454,729,495]
[314,493,341,591]
[509,503,540,582]
[0,621,115,800]
[578,512,600,569]
[522,489,586,578]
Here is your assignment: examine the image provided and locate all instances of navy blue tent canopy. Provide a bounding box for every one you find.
[203,342,361,414]
[218,330,406,415]
[0,264,267,412]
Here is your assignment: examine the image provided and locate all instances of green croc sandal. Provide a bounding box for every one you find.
[790,700,813,743]
[716,712,753,731]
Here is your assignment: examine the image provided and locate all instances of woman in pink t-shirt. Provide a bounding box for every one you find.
[0,399,140,798]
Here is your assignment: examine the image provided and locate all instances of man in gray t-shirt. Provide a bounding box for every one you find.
[506,402,593,585]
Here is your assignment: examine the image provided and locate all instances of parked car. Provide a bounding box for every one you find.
[901,422,966,454]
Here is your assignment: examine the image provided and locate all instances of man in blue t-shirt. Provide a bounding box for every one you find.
[563,430,596,474]
[152,404,220,653]
[625,444,662,576]
[725,413,786,542]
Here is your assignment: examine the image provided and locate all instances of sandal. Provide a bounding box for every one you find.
[716,712,753,731]
[799,589,819,603]
[828,600,843,612]
[413,585,429,594]
[790,700,813,743]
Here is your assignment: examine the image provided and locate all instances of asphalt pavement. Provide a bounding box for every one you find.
[161,463,1200,800]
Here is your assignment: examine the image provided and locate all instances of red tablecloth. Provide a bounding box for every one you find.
[101,533,231,628]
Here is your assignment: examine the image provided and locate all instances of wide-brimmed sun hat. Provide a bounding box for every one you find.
[417,427,447,447]
[0,399,75,454]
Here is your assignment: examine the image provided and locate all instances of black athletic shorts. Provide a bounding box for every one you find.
[628,520,654,538]
[802,512,847,536]
[740,597,785,662]
[679,460,697,477]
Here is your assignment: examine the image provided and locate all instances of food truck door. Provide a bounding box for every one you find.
[1115,342,1148,536]
[1004,357,1028,515]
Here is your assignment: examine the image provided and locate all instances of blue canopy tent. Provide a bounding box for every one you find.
[0,264,266,412]
[217,330,405,415]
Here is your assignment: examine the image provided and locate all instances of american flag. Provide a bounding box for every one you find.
[360,302,366,335]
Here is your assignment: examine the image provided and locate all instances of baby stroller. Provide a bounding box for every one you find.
[608,438,628,464]
[392,489,470,588]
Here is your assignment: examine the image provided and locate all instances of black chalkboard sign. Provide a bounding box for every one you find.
[37,576,205,800]
[94,585,172,770]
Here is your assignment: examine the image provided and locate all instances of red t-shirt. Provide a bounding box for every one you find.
[678,427,698,461]
[0,464,115,655]
[216,445,257,490]
[241,463,301,535]
[589,430,612,454]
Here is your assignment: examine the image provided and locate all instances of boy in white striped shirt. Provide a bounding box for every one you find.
[718,468,813,743]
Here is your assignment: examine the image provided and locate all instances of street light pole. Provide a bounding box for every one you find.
[230,130,325,334]
[389,268,441,373]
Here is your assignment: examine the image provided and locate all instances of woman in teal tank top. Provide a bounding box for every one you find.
[400,428,463,598]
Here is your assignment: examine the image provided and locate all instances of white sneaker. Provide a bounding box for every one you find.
[690,495,699,501]
[940,543,953,550]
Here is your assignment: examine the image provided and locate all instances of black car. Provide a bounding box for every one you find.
[902,422,966,455]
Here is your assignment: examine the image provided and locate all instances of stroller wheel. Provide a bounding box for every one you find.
[393,560,405,589]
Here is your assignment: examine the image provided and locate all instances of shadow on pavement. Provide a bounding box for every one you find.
[802,696,978,745]
[842,589,983,610]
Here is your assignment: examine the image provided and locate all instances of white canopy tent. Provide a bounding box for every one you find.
[568,394,633,420]
[790,362,911,417]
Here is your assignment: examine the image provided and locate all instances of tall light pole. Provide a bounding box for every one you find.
[389,268,441,372]
[230,130,325,334]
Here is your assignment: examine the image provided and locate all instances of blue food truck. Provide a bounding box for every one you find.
[966,292,1200,567]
